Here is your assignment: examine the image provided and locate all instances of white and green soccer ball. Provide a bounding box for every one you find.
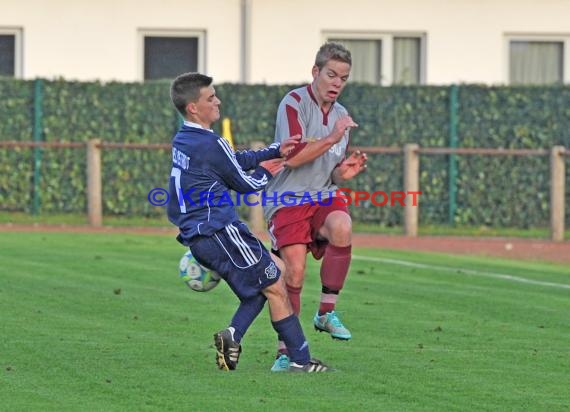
[178,250,221,292]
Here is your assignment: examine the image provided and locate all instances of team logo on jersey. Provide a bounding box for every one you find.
[265,262,278,279]
[329,142,344,156]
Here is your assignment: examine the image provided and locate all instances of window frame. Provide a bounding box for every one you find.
[505,33,570,84]
[322,31,426,85]
[138,29,206,81]
[0,27,23,78]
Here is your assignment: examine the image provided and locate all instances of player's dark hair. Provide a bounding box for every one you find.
[170,72,213,116]
[314,42,352,69]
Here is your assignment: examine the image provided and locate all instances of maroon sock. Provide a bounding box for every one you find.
[319,245,352,313]
[286,284,302,316]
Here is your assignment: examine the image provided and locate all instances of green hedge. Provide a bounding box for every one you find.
[453,86,570,227]
[0,78,568,228]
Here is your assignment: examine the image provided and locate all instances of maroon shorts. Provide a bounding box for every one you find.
[268,199,349,260]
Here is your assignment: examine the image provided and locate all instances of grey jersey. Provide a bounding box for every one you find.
[263,84,350,220]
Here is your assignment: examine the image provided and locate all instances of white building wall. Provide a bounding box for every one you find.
[0,0,242,82]
[1,0,569,84]
[248,0,570,85]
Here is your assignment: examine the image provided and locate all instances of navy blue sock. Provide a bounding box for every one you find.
[229,294,267,342]
[271,314,310,364]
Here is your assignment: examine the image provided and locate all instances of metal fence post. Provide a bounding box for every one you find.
[550,146,566,242]
[32,79,44,215]
[87,139,102,227]
[404,144,420,237]
[448,84,459,225]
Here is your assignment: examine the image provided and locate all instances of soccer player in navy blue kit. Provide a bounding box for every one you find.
[167,72,330,372]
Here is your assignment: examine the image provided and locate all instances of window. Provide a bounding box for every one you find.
[325,32,425,85]
[393,37,421,85]
[0,28,22,77]
[140,30,205,81]
[507,35,570,84]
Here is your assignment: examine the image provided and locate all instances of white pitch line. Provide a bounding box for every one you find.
[352,255,570,290]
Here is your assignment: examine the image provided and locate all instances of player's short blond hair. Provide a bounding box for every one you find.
[314,42,352,69]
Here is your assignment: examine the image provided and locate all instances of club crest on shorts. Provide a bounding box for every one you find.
[264,262,278,279]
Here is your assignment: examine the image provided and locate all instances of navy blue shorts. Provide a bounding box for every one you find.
[188,221,280,300]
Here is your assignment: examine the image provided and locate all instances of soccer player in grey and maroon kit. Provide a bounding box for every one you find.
[263,42,368,371]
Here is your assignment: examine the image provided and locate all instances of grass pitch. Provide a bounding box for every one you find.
[1,231,569,411]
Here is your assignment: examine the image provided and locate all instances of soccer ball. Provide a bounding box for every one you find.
[178,250,221,292]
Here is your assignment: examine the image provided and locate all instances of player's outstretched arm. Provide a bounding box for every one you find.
[234,142,280,171]
[233,134,301,171]
[215,138,275,193]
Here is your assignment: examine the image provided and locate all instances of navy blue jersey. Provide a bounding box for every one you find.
[167,124,281,244]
